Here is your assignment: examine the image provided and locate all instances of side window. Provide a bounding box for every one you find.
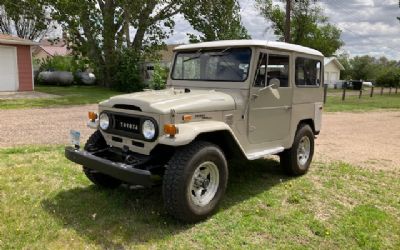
[267,55,290,87]
[295,57,321,86]
[254,53,267,87]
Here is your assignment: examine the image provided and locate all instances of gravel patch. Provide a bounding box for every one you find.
[315,110,400,171]
[0,91,59,99]
[0,105,398,170]
[0,105,95,147]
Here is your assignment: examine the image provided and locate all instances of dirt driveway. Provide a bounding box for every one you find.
[315,111,400,170]
[0,105,96,148]
[0,106,399,170]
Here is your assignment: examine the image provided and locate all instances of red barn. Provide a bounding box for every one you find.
[0,35,38,92]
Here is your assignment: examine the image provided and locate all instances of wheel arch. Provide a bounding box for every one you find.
[297,118,317,135]
[194,130,247,160]
[158,121,247,160]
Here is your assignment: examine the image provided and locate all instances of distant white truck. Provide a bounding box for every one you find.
[362,81,373,87]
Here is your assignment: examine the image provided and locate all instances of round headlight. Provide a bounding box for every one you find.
[142,120,156,140]
[99,113,110,130]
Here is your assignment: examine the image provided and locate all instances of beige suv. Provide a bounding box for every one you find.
[65,40,324,222]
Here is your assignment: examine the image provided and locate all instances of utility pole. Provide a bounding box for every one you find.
[284,0,292,43]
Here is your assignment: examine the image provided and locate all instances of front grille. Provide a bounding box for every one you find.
[103,112,158,142]
[114,115,141,134]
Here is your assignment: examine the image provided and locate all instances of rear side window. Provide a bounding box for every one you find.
[295,58,321,86]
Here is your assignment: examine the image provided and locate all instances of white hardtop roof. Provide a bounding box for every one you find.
[174,40,324,57]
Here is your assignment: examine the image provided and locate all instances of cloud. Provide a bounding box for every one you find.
[167,0,400,60]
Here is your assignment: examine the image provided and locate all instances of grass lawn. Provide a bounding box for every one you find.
[1,146,399,249]
[324,94,400,112]
[0,86,121,110]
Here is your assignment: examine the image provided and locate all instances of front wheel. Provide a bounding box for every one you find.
[162,141,228,223]
[280,124,314,176]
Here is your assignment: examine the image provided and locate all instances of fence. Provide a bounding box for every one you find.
[323,86,399,103]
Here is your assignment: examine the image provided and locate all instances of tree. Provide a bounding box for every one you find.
[0,0,53,40]
[376,67,400,87]
[182,0,250,43]
[336,52,352,80]
[52,0,181,87]
[349,56,377,81]
[335,53,400,86]
[256,0,343,56]
[398,1,400,23]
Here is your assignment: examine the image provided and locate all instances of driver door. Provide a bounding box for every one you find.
[248,50,293,144]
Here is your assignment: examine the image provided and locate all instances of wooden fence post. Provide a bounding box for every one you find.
[342,87,346,101]
[381,87,384,95]
[323,84,328,103]
[370,87,374,97]
[359,89,362,99]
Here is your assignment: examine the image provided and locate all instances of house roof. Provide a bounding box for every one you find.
[39,45,70,56]
[32,39,71,57]
[324,57,345,70]
[174,40,324,57]
[0,34,39,46]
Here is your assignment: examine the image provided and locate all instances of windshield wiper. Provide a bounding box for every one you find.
[209,47,232,57]
[183,49,203,63]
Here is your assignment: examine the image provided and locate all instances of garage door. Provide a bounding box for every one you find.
[0,46,18,91]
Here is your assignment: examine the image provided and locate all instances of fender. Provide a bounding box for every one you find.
[158,120,246,153]
[158,121,284,160]
[158,120,284,160]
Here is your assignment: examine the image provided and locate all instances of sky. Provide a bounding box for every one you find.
[166,0,400,60]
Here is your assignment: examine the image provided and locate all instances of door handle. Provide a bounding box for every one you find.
[251,94,258,100]
[284,106,292,110]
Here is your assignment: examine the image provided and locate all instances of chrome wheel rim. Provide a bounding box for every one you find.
[297,136,311,167]
[188,161,220,207]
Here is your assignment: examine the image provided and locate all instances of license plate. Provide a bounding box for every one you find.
[70,130,81,147]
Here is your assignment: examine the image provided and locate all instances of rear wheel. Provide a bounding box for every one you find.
[280,124,314,176]
[162,141,228,223]
[83,131,122,188]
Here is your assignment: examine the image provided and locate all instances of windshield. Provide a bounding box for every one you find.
[171,48,252,82]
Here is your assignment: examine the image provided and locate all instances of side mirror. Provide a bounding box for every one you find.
[269,78,280,89]
[258,78,280,92]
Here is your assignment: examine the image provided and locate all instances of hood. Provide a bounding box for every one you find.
[100,88,236,114]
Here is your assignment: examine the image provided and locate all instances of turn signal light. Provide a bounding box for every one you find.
[182,114,192,122]
[164,124,178,136]
[88,112,98,121]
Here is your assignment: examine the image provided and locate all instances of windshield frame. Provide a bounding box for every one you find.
[170,47,253,83]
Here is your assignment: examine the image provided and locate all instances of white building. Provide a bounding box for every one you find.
[324,57,345,88]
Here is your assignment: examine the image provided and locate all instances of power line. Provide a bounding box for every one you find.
[319,0,400,54]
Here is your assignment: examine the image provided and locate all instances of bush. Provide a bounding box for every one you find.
[375,67,400,87]
[150,63,169,90]
[114,49,145,92]
[39,55,74,72]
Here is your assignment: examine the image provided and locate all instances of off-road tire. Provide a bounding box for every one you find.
[280,124,314,176]
[162,141,228,223]
[83,130,121,188]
